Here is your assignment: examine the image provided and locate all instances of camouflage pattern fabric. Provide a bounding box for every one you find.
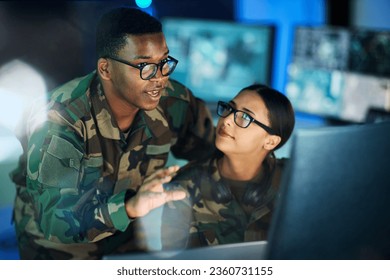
[161,156,286,249]
[10,71,215,259]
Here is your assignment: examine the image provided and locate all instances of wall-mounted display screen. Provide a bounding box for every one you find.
[286,26,390,123]
[162,18,275,103]
[348,29,390,77]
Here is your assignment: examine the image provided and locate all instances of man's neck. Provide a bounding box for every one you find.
[102,84,139,132]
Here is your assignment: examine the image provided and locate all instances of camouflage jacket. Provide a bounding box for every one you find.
[11,71,215,259]
[162,155,286,249]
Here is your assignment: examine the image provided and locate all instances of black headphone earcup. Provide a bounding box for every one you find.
[242,184,263,207]
[211,181,232,204]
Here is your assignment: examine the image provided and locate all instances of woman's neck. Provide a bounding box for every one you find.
[218,153,267,181]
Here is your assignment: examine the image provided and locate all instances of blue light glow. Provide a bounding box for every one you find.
[135,0,152,9]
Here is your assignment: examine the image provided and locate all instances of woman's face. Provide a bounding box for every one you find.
[215,89,272,157]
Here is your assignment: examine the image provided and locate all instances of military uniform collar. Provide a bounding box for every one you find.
[209,156,223,183]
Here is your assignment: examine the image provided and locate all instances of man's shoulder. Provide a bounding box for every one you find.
[164,79,193,102]
[49,72,95,104]
[47,72,95,121]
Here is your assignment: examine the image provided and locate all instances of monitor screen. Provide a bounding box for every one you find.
[266,121,390,259]
[285,64,344,120]
[286,26,390,123]
[348,29,390,77]
[341,72,389,122]
[162,18,275,103]
[285,64,390,123]
[292,26,350,71]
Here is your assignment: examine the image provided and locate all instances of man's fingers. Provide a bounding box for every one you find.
[143,165,180,185]
[129,187,186,217]
[166,165,180,175]
[165,189,186,202]
[144,176,172,191]
[142,167,181,192]
[148,190,185,210]
[157,165,180,179]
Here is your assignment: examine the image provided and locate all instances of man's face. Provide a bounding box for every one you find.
[107,32,170,111]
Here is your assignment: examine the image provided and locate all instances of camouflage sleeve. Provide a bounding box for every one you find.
[167,80,216,161]
[26,122,131,244]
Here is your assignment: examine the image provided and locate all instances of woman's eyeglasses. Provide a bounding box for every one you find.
[217,101,276,135]
[106,55,178,80]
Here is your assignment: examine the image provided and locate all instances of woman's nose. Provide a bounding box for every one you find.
[223,112,234,126]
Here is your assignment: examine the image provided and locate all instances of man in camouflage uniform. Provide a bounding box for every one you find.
[10,7,215,259]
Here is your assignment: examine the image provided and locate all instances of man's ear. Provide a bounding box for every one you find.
[97,58,110,80]
[264,135,281,151]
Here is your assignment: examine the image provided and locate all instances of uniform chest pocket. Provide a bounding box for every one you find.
[38,135,83,188]
[146,143,171,156]
[145,143,171,173]
[82,156,104,188]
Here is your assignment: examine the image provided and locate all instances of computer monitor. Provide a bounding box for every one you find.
[266,121,390,259]
[291,25,390,77]
[162,18,275,103]
[291,26,350,71]
[341,72,389,122]
[348,29,390,77]
[285,65,390,123]
[285,64,344,120]
[286,25,390,124]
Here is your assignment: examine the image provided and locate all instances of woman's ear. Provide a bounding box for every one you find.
[97,58,110,80]
[264,135,281,151]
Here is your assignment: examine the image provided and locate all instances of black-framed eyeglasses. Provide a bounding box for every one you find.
[217,101,277,135]
[106,55,178,80]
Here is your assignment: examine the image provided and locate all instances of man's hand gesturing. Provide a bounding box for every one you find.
[125,165,185,218]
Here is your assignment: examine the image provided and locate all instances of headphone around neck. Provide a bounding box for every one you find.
[209,158,275,207]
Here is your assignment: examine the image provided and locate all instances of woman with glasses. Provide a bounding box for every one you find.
[161,84,295,249]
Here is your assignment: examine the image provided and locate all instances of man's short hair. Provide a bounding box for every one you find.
[96,7,162,58]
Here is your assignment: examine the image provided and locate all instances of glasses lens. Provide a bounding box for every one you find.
[234,111,252,128]
[141,64,157,80]
[217,102,231,117]
[162,59,177,76]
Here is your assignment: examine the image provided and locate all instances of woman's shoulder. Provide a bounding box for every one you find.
[174,157,213,180]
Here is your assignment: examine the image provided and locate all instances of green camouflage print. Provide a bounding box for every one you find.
[10,71,215,259]
[161,156,286,249]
